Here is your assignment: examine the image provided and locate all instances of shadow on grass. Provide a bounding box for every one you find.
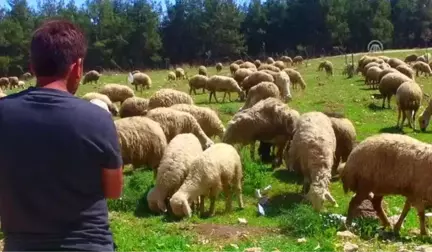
[379,126,404,134]
[264,193,305,217]
[368,102,386,111]
[272,169,303,185]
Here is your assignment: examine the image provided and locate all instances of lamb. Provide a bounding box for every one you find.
[145,107,214,149]
[273,61,286,70]
[82,70,101,85]
[257,64,280,72]
[82,92,119,116]
[175,68,186,80]
[169,143,244,218]
[280,56,293,65]
[198,65,208,76]
[388,58,406,68]
[167,71,176,81]
[241,71,274,93]
[318,60,333,76]
[283,68,306,90]
[206,75,245,103]
[170,104,225,139]
[229,63,240,75]
[339,133,432,235]
[395,81,422,130]
[233,68,254,84]
[239,62,257,70]
[188,74,208,95]
[412,61,432,77]
[223,97,299,166]
[365,66,383,89]
[99,84,135,104]
[216,63,223,73]
[114,116,167,172]
[418,99,432,131]
[132,72,152,92]
[119,97,149,118]
[396,64,415,80]
[21,72,32,81]
[147,133,203,213]
[266,57,275,64]
[293,56,304,65]
[286,112,338,211]
[404,54,418,63]
[8,76,19,89]
[240,82,281,111]
[0,77,9,90]
[379,72,412,109]
[148,88,194,109]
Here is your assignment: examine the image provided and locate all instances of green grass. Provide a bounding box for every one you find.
[7,48,432,251]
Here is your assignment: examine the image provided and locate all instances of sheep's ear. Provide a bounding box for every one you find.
[157,200,167,213]
[182,199,192,218]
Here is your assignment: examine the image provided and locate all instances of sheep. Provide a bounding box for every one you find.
[206,75,245,103]
[378,55,390,62]
[223,97,299,166]
[286,112,337,211]
[283,68,306,90]
[379,62,391,69]
[8,76,19,89]
[119,97,149,118]
[241,71,274,93]
[0,77,9,90]
[82,92,119,116]
[342,64,355,78]
[293,56,304,65]
[233,68,254,84]
[175,68,186,80]
[145,107,214,149]
[21,72,32,81]
[147,133,203,213]
[169,143,244,218]
[131,70,141,75]
[89,99,110,113]
[339,133,432,235]
[378,68,399,83]
[379,72,412,109]
[233,59,244,65]
[280,56,293,65]
[388,58,406,68]
[239,62,257,70]
[170,104,225,139]
[318,60,333,76]
[404,54,418,63]
[395,64,415,80]
[395,81,422,130]
[240,82,280,111]
[82,70,101,85]
[132,72,152,92]
[167,71,176,81]
[216,63,223,73]
[412,61,432,77]
[229,63,240,75]
[198,65,208,76]
[273,61,286,70]
[188,74,208,95]
[266,57,275,64]
[365,66,383,89]
[16,80,25,89]
[148,88,194,109]
[257,64,280,72]
[273,70,292,101]
[362,62,380,76]
[115,116,167,172]
[417,55,428,63]
[99,84,135,104]
[254,59,262,68]
[419,99,432,132]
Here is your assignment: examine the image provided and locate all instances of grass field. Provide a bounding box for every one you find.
[5,49,432,251]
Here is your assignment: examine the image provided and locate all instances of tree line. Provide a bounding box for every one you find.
[1,0,432,75]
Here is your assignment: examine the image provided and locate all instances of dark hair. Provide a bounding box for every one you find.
[30,19,87,77]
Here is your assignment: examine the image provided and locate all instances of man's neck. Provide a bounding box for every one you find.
[36,78,69,93]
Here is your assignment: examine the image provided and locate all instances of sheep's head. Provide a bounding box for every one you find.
[238,91,246,101]
[147,188,162,213]
[169,193,192,218]
[202,139,214,150]
[419,112,430,132]
[306,186,338,212]
[108,104,119,117]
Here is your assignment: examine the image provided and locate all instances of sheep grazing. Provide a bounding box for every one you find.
[170,104,225,139]
[239,62,257,70]
[198,65,208,76]
[233,68,254,84]
[404,54,418,63]
[8,76,19,89]
[145,107,214,149]
[0,77,9,90]
[175,68,186,80]
[147,133,203,213]
[379,72,412,109]
[388,58,406,68]
[266,57,275,64]
[254,59,262,68]
[216,62,223,73]
[148,88,194,109]
[340,133,432,235]
[318,60,333,76]
[395,64,415,80]
[241,71,274,93]
[223,97,299,166]
[419,99,432,132]
[21,72,32,81]
[273,61,286,71]
[362,62,380,76]
[206,75,245,103]
[293,56,304,65]
[257,64,280,72]
[115,116,167,173]
[82,70,101,85]
[17,81,25,89]
[283,68,306,90]
[417,55,428,63]
[167,71,176,81]
[378,55,390,62]
[395,81,422,130]
[229,63,240,75]
[378,68,399,83]
[280,56,293,65]
[240,82,280,111]
[132,72,152,92]
[82,92,119,116]
[169,143,244,218]
[188,74,208,95]
[365,66,383,89]
[286,112,337,211]
[119,97,149,118]
[233,59,244,65]
[412,61,432,77]
[273,70,292,101]
[99,84,135,104]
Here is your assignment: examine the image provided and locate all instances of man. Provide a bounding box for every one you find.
[0,19,123,251]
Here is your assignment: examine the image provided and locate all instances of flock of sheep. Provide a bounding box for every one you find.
[3,52,432,237]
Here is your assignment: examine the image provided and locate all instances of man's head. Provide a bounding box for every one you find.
[30,19,87,94]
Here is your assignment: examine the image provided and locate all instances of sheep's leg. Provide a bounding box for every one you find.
[394,199,412,235]
[413,109,419,130]
[222,92,227,103]
[199,196,206,217]
[208,195,217,217]
[406,110,413,128]
[371,195,392,229]
[382,97,386,109]
[414,201,428,236]
[193,88,197,95]
[208,92,213,103]
[235,178,244,209]
[228,92,232,102]
[202,88,205,94]
[345,192,367,228]
[396,107,402,128]
[213,92,219,103]
[223,185,233,213]
[387,95,392,109]
[189,87,192,95]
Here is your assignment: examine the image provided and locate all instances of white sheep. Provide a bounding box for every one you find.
[233,68,254,84]
[188,74,208,95]
[241,71,274,93]
[119,97,149,118]
[82,70,101,85]
[175,68,186,80]
[167,71,176,81]
[396,64,415,80]
[395,81,422,130]
[239,62,257,70]
[148,88,194,109]
[418,99,432,132]
[206,75,245,103]
[229,63,240,75]
[82,92,119,116]
[8,76,19,89]
[379,72,412,109]
[216,63,223,73]
[198,65,208,76]
[365,66,383,89]
[240,82,280,111]
[283,68,306,90]
[99,84,135,104]
[412,61,432,77]
[132,72,152,91]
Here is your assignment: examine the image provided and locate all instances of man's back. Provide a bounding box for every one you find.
[0,87,122,250]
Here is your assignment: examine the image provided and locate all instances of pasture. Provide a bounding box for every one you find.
[4,49,432,251]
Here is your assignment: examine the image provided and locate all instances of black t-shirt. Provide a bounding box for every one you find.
[0,87,123,251]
